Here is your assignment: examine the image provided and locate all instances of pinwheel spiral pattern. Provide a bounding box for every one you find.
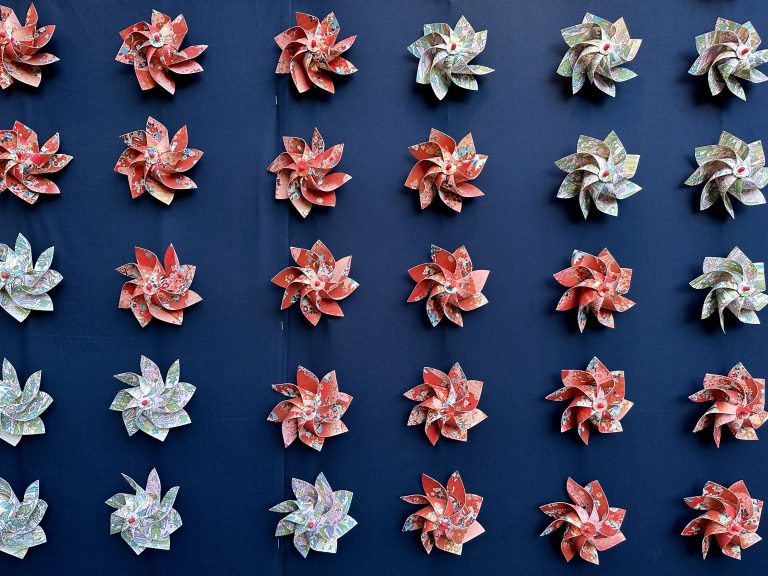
[114,117,203,205]
[271,240,358,326]
[0,4,57,90]
[407,16,493,100]
[0,478,46,559]
[689,18,768,100]
[555,131,640,218]
[0,233,61,323]
[547,357,633,445]
[682,480,763,559]
[268,366,352,451]
[116,10,206,94]
[0,359,52,446]
[275,12,356,94]
[404,363,487,445]
[540,478,626,564]
[554,248,634,332]
[106,469,182,555]
[557,13,641,97]
[690,363,767,447]
[405,129,487,212]
[270,473,356,558]
[690,246,768,332]
[685,131,768,218]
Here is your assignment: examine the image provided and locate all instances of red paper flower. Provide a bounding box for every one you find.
[407,245,489,327]
[0,4,57,89]
[116,244,202,327]
[267,366,352,451]
[275,12,357,94]
[554,248,635,332]
[116,10,206,94]
[547,357,633,444]
[690,363,768,447]
[540,477,627,564]
[682,480,763,559]
[405,129,487,211]
[114,117,203,205]
[267,128,350,218]
[405,363,487,445]
[401,471,484,555]
[271,240,358,326]
[0,121,71,204]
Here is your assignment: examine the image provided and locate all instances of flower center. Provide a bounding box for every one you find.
[594,399,608,412]
[598,284,612,297]
[141,399,149,407]
[737,406,751,418]
[602,43,611,52]
[0,30,8,46]
[582,523,597,536]
[0,272,9,279]
[143,278,159,295]
[308,520,315,529]
[443,162,456,175]
[149,32,164,47]
[310,39,317,50]
[740,283,751,293]
[602,170,610,178]
[740,47,750,57]
[128,517,136,524]
[296,160,309,175]
[312,279,323,290]
[729,522,743,534]
[450,42,457,51]
[145,148,160,166]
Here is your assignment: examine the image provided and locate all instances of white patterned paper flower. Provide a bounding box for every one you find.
[0,359,52,446]
[0,233,61,322]
[0,478,47,559]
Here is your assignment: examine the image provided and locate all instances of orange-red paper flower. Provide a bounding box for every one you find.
[682,480,763,559]
[0,4,57,89]
[540,477,627,564]
[271,240,358,326]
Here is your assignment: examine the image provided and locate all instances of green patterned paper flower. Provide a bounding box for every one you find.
[0,478,47,559]
[0,359,52,446]
[111,356,195,441]
[106,468,182,555]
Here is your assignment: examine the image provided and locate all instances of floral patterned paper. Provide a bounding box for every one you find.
[0,4,57,90]
[0,477,47,558]
[0,358,52,446]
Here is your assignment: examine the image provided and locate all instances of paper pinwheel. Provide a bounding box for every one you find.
[685,132,768,217]
[268,366,351,451]
[116,10,206,94]
[107,468,181,555]
[404,363,487,445]
[0,359,52,446]
[402,471,484,555]
[271,240,358,326]
[111,356,195,441]
[275,12,356,94]
[0,4,57,90]
[0,477,46,558]
[555,131,640,218]
[554,248,634,332]
[407,245,489,327]
[690,247,768,331]
[547,357,633,445]
[116,244,202,327]
[682,480,762,559]
[690,363,767,447]
[267,128,350,218]
[405,129,487,212]
[407,16,493,100]
[270,472,356,557]
[114,117,202,205]
[689,18,768,100]
[0,233,61,323]
[557,13,641,97]
[0,121,72,204]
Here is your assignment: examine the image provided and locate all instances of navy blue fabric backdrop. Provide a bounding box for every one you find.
[3,0,768,574]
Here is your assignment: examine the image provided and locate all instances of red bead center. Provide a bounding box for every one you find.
[308,521,315,528]
[582,523,597,536]
[741,48,750,56]
[310,39,317,49]
[297,161,308,173]
[737,406,751,418]
[128,517,136,524]
[450,42,457,50]
[1,272,9,279]
[595,400,607,411]
[737,166,746,173]
[141,399,149,407]
[602,170,610,177]
[603,43,611,51]
[730,522,743,534]
[742,285,751,292]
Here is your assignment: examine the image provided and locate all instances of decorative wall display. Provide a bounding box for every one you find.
[0,358,52,446]
[0,477,47,559]
[0,4,57,90]
[0,233,61,322]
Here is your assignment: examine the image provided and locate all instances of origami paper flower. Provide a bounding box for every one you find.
[106,468,181,555]
[557,13,642,96]
[541,478,626,564]
[402,471,484,554]
[111,356,195,441]
[268,366,351,451]
[555,131,640,218]
[0,233,61,323]
[0,4,57,90]
[271,240,358,326]
[407,16,493,100]
[689,18,768,100]
[404,363,487,445]
[405,129,487,212]
[685,132,768,218]
[116,244,202,327]
[116,10,206,94]
[407,245,489,327]
[690,247,768,331]
[554,248,634,332]
[114,117,202,205]
[274,12,356,94]
[682,480,762,559]
[267,128,350,218]
[270,472,356,557]
[0,359,52,446]
[0,477,47,558]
